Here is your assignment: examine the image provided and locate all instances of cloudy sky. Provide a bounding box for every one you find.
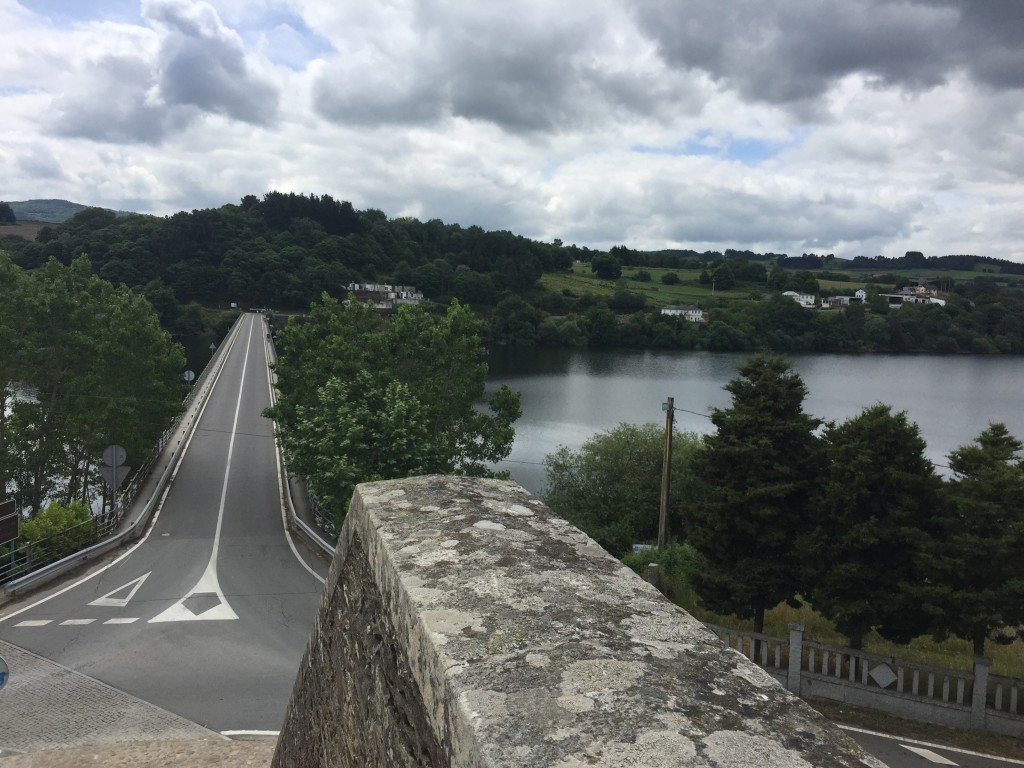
[2,1,1023,260]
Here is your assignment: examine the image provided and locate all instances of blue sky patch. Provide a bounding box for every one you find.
[24,0,142,26]
[632,129,806,166]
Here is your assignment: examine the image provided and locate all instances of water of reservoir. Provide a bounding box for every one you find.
[485,348,1024,496]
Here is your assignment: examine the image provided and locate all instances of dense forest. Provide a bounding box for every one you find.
[3,191,1024,353]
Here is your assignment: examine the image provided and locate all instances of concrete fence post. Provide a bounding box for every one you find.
[787,621,805,696]
[971,656,991,731]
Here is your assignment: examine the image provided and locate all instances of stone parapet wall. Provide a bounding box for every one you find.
[274,475,881,767]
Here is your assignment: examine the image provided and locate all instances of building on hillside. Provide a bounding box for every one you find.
[346,283,424,311]
[781,290,817,309]
[880,293,946,309]
[821,289,867,309]
[661,304,705,323]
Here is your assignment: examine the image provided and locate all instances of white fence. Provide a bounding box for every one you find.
[709,621,1024,738]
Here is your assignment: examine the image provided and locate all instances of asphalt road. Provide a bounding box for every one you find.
[842,725,1024,768]
[0,313,327,733]
[0,314,1018,768]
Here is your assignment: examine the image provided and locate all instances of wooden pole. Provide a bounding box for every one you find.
[658,397,674,548]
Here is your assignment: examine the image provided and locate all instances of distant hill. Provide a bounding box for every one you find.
[5,199,133,223]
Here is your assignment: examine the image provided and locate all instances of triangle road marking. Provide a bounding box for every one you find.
[88,572,151,608]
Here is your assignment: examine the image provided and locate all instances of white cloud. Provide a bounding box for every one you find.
[0,0,1022,261]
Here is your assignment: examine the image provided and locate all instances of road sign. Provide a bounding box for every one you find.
[183,370,196,383]
[0,499,17,544]
[99,466,131,493]
[0,655,8,690]
[102,445,127,468]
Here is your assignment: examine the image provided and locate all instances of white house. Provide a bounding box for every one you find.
[782,291,817,309]
[661,304,704,323]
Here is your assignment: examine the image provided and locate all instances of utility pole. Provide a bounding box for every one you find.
[658,397,674,548]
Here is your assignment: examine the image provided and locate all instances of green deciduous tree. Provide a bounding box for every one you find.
[1,255,185,513]
[590,253,622,280]
[285,372,433,537]
[544,423,705,556]
[926,424,1024,655]
[803,404,943,648]
[686,354,822,632]
[270,297,521,531]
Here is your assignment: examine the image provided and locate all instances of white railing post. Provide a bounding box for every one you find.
[787,621,804,695]
[972,656,991,731]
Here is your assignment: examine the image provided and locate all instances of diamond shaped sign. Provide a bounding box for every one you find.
[869,663,898,689]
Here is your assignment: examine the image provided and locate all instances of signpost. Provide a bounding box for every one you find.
[0,499,17,545]
[100,446,130,514]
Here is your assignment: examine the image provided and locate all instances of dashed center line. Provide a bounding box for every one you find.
[15,618,143,627]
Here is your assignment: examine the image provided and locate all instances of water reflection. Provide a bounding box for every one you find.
[487,348,1024,495]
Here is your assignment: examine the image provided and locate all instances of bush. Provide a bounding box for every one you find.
[16,500,96,567]
[622,542,705,607]
[661,272,680,285]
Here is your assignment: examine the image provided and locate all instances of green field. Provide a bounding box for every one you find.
[541,260,1004,309]
[541,262,755,306]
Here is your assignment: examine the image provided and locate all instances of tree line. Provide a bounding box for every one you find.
[545,354,1024,655]
[5,193,1024,356]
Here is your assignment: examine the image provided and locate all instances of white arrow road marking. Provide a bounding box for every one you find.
[88,572,151,608]
[151,320,256,624]
[902,745,958,765]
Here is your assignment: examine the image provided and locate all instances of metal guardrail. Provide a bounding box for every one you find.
[1,315,246,596]
[262,317,335,558]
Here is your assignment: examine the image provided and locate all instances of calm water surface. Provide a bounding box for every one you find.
[486,348,1024,495]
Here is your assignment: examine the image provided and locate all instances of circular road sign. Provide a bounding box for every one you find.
[0,655,9,691]
[183,370,196,383]
[102,444,127,468]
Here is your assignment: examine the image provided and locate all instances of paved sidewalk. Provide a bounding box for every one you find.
[0,738,276,767]
[0,640,219,755]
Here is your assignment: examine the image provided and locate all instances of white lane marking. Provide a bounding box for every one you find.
[59,618,96,626]
[221,730,279,738]
[840,725,1024,765]
[103,617,140,625]
[262,316,326,586]
[151,318,257,623]
[902,745,958,764]
[88,572,151,608]
[0,317,245,625]
[14,620,52,627]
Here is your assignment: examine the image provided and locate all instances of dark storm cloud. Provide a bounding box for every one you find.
[146,0,280,124]
[51,56,195,144]
[313,0,1024,133]
[311,4,621,133]
[631,0,1024,107]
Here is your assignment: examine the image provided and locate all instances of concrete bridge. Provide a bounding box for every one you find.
[274,475,880,767]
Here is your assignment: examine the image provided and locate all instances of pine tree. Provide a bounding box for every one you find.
[686,354,821,632]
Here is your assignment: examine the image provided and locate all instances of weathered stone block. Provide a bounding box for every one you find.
[274,475,882,767]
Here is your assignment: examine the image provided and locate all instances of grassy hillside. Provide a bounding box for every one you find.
[7,199,89,222]
[5,199,133,223]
